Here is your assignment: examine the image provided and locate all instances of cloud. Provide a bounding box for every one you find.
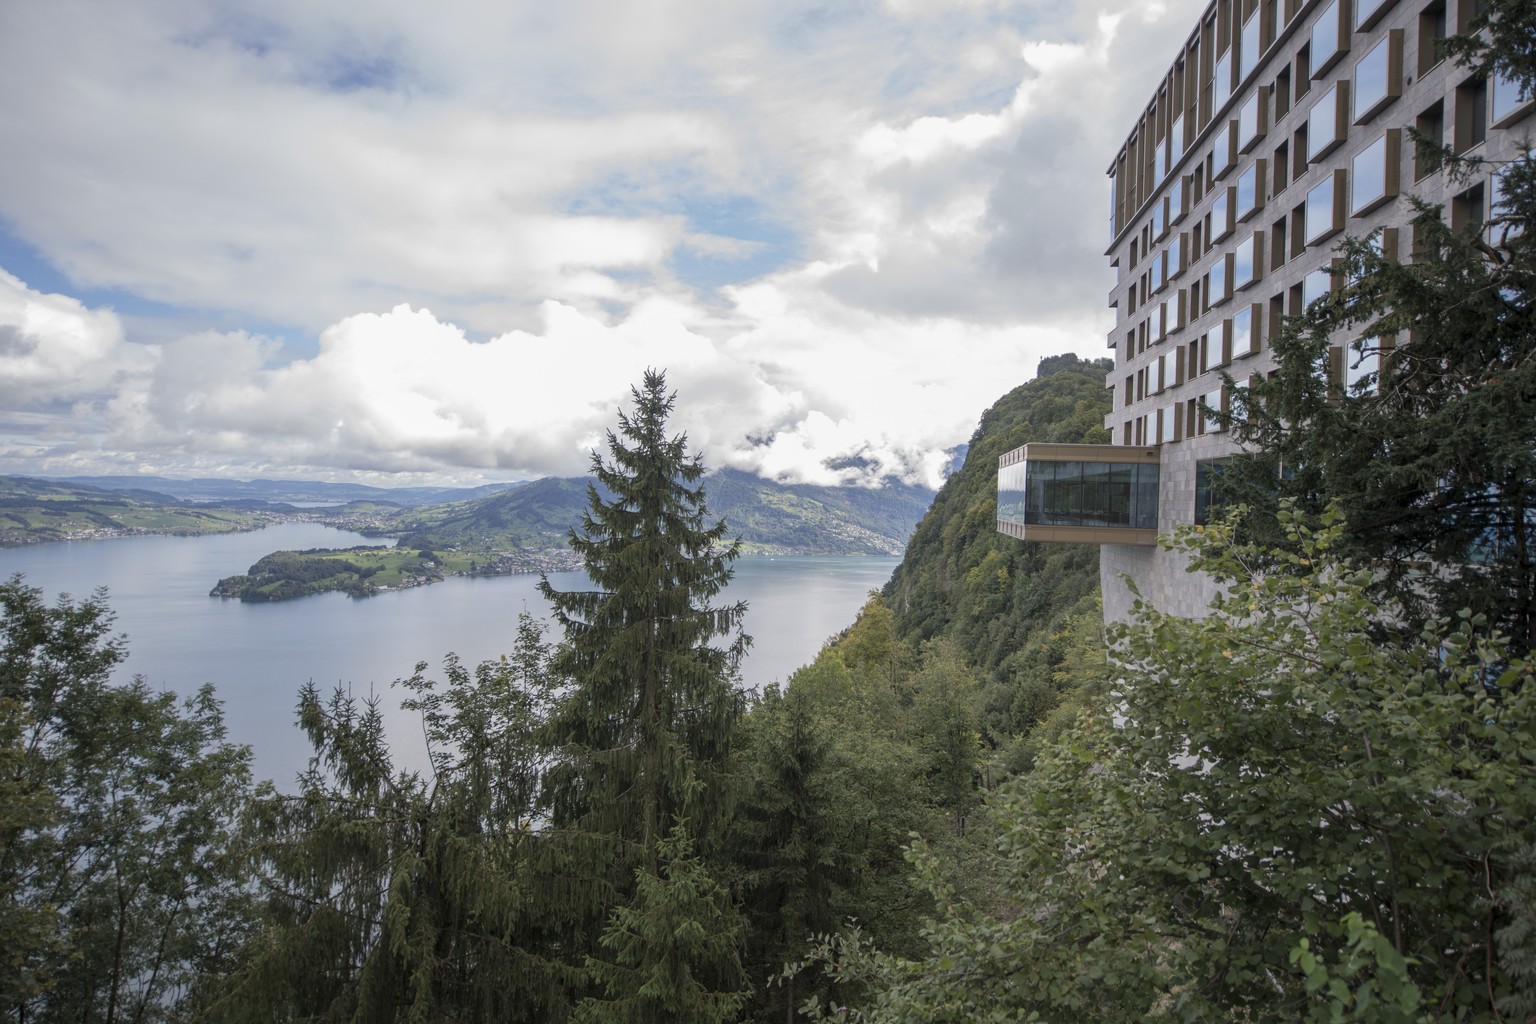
[0,270,150,409]
[0,0,1206,488]
[86,293,1085,488]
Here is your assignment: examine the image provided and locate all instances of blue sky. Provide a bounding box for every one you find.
[0,0,1203,487]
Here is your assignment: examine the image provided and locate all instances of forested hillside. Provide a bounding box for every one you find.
[879,353,1114,758]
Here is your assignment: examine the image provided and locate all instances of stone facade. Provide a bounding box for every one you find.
[1094,0,1531,622]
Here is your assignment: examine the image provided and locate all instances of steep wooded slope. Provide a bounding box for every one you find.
[882,354,1113,685]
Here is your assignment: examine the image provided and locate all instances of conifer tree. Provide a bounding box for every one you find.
[574,825,749,1024]
[538,369,748,874]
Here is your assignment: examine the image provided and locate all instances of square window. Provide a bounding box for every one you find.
[1234,232,1264,289]
[1237,160,1267,220]
[1303,265,1335,308]
[1491,71,1535,128]
[1168,233,1186,278]
[1351,130,1400,215]
[1354,0,1395,32]
[1210,186,1236,242]
[1307,82,1349,161]
[1171,113,1187,164]
[1212,121,1237,178]
[1169,177,1188,224]
[1152,200,1167,239]
[1306,170,1347,245]
[1239,90,1269,151]
[1353,31,1403,123]
[1215,50,1234,110]
[1241,13,1263,82]
[1310,0,1348,78]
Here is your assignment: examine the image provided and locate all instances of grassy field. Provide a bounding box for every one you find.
[0,498,271,546]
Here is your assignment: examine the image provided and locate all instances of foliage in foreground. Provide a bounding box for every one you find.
[798,508,1536,1022]
[1223,29,1535,653]
[1,576,255,1024]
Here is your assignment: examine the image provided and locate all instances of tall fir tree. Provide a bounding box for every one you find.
[536,370,750,989]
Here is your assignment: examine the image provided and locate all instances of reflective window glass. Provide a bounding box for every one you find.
[1303,266,1333,308]
[1215,50,1233,109]
[1203,388,1225,432]
[1211,189,1233,240]
[1237,163,1261,219]
[1491,71,1533,125]
[1232,306,1254,356]
[1351,133,1390,213]
[1355,0,1389,29]
[1212,122,1235,177]
[1345,340,1381,393]
[1208,257,1228,305]
[1353,36,1393,120]
[1239,93,1261,149]
[1311,0,1344,72]
[1306,174,1338,243]
[1241,14,1262,80]
[1308,83,1341,160]
[1491,150,1532,240]
[1234,235,1257,288]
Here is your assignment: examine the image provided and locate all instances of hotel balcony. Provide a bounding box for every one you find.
[997,443,1161,545]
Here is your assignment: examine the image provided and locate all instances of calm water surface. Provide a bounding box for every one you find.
[0,525,897,785]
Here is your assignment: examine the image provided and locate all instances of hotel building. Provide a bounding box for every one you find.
[997,0,1532,622]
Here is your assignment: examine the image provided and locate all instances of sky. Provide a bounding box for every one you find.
[0,0,1204,490]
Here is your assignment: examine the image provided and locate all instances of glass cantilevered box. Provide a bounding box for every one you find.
[997,443,1161,545]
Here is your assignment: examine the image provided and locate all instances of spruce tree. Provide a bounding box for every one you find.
[538,370,747,860]
[574,825,749,1024]
[535,370,749,987]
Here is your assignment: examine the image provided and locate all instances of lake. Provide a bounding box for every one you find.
[0,524,898,786]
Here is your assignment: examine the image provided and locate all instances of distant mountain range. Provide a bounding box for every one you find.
[386,468,936,557]
[4,470,936,563]
[34,475,525,507]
